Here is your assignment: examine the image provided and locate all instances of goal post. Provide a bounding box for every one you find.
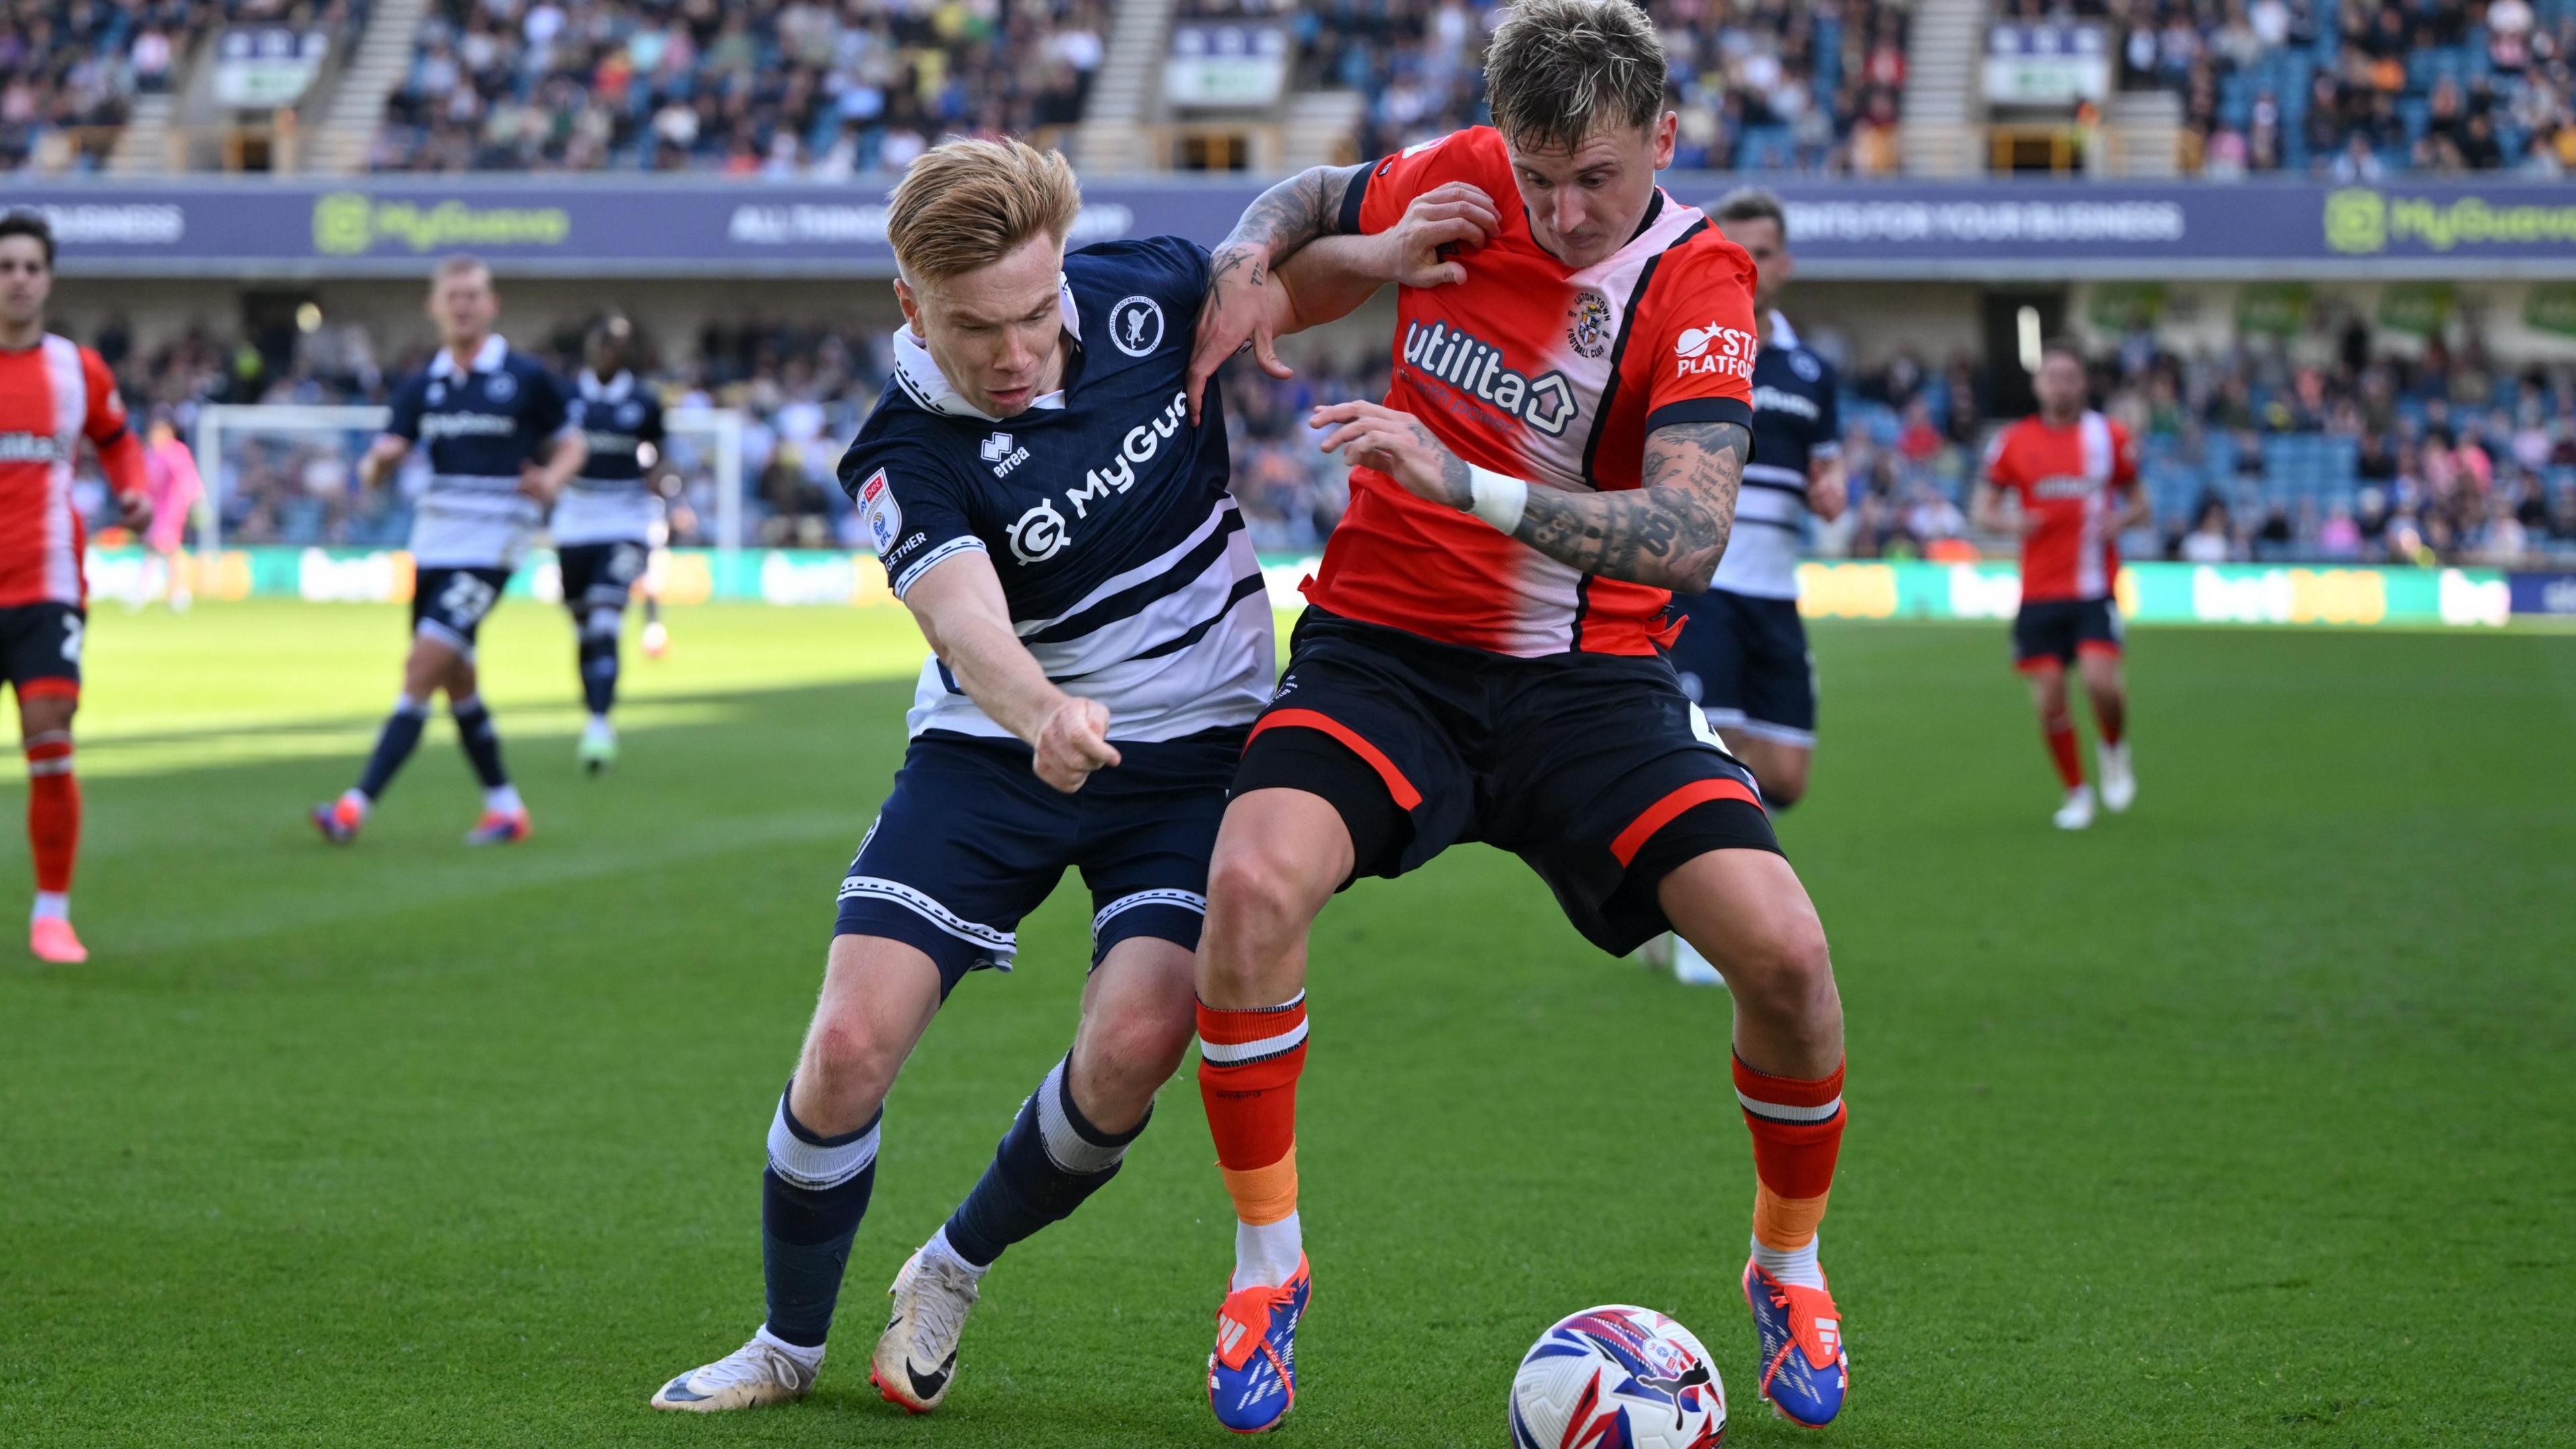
[188,402,749,560]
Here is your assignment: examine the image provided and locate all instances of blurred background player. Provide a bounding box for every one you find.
[312,255,584,846]
[0,211,150,963]
[1650,187,1847,988]
[553,314,668,773]
[1972,339,2145,830]
[647,139,1380,1419]
[1185,2,1851,1430]
[136,411,203,612]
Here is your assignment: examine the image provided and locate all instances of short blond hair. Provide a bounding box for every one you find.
[886,139,1081,286]
[1485,0,1668,153]
[431,252,489,288]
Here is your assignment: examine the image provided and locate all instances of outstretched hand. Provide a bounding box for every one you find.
[1311,400,1470,511]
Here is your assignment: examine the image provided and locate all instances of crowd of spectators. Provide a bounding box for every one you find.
[3,1,367,174]
[2047,0,2576,176]
[1810,315,2576,568]
[371,0,1107,174]
[1273,0,1911,174]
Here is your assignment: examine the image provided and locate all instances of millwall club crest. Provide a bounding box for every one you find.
[1566,290,1612,360]
[482,370,517,402]
[1109,295,1165,357]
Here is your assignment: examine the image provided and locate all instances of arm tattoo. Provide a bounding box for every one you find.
[1210,164,1361,285]
[1507,421,1751,590]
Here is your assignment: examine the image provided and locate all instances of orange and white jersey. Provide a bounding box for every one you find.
[1302,126,1760,657]
[1982,409,2139,603]
[0,335,131,608]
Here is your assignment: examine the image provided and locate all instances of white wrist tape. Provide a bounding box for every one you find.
[1466,465,1529,534]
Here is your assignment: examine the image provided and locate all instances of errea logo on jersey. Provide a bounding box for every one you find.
[1676,322,1758,380]
[981,430,1032,478]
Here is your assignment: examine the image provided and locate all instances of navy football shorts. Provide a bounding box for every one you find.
[557,541,649,616]
[1232,608,1780,958]
[411,566,512,655]
[1664,588,1817,747]
[2012,596,2123,671]
[835,727,1244,996]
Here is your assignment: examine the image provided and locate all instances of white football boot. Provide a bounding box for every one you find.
[2097,742,2135,814]
[2053,783,2097,831]
[650,1331,820,1412]
[870,1246,983,1413]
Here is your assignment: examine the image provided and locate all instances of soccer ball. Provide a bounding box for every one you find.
[1509,1305,1725,1449]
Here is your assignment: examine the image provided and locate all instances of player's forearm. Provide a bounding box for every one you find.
[95,428,148,502]
[1507,421,1751,592]
[358,437,408,490]
[924,611,1070,746]
[540,433,588,489]
[1273,233,1397,333]
[1211,166,1357,279]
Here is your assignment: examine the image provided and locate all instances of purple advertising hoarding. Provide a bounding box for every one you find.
[10,176,2576,280]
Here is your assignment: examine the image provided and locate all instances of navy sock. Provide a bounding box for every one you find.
[943,1055,1146,1268]
[355,698,429,800]
[761,1087,881,1349]
[578,610,619,716]
[450,694,510,790]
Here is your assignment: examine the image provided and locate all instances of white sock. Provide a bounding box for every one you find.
[338,788,373,820]
[1750,1232,1825,1291]
[31,890,68,922]
[484,784,524,814]
[920,1225,989,1281]
[1232,1212,1303,1291]
[752,1324,826,1368]
[588,712,612,732]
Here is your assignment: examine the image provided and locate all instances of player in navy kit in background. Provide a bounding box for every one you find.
[313,254,584,846]
[1652,189,1845,986]
[554,314,667,774]
[647,138,1413,1418]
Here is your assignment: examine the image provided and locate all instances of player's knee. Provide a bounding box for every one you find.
[1761,769,1807,812]
[1088,1006,1193,1096]
[797,1012,902,1110]
[1204,844,1324,955]
[1722,911,1837,1026]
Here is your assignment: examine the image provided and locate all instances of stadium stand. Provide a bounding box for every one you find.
[1280,0,1913,173]
[2072,0,2576,176]
[369,0,1110,173]
[3,1,371,173]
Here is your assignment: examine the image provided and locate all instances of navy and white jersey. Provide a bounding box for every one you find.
[1710,311,1840,602]
[384,334,575,568]
[837,236,1273,744]
[552,368,665,547]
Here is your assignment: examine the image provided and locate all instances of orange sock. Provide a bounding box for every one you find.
[2043,713,2084,790]
[25,734,78,896]
[1198,994,1308,1284]
[1735,1054,1844,1262]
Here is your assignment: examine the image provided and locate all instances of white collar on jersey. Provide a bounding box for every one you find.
[888,274,1080,422]
[429,333,508,378]
[579,368,635,402]
[1766,309,1801,350]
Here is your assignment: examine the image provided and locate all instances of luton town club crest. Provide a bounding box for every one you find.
[1567,291,1612,360]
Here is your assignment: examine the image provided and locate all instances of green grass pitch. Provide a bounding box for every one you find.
[2,600,2570,1446]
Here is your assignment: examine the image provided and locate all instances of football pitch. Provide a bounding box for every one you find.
[3,601,2570,1447]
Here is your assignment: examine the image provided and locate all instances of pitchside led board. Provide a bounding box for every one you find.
[20,177,2576,280]
[83,546,2523,628]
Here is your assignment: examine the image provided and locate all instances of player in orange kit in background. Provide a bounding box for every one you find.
[0,211,150,962]
[1972,339,2148,830]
